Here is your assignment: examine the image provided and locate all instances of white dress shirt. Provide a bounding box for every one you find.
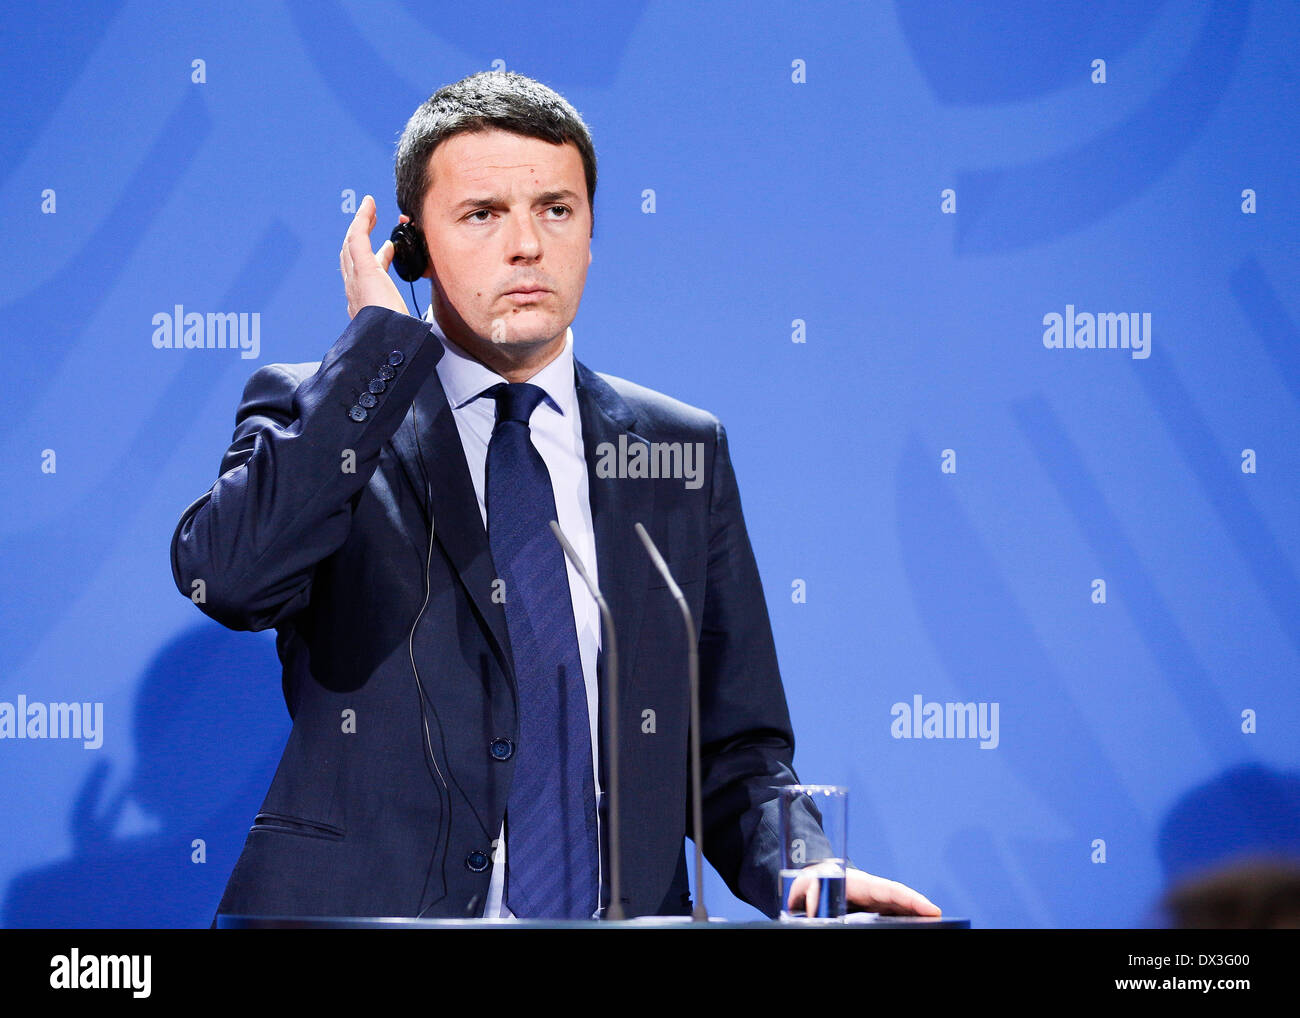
[425,306,603,918]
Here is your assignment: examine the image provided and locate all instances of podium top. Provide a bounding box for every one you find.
[218,914,970,930]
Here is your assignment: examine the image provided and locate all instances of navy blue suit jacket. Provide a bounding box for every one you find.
[172,306,818,919]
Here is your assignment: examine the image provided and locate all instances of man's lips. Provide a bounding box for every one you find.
[503,287,550,304]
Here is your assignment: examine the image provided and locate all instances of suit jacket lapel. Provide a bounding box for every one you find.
[390,364,515,679]
[574,359,655,709]
[575,358,660,914]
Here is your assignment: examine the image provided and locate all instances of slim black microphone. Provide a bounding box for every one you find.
[633,522,708,923]
[548,520,625,921]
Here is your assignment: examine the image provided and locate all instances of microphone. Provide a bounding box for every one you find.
[633,522,708,923]
[548,520,625,921]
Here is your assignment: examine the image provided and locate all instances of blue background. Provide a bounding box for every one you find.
[2,0,1298,928]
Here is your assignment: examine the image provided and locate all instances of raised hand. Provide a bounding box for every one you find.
[339,194,411,319]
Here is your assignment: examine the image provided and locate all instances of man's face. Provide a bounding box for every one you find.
[417,127,592,360]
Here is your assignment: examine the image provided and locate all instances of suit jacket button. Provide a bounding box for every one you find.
[378,363,396,381]
[489,738,514,761]
[388,350,404,367]
[466,850,490,872]
[348,405,367,422]
[368,377,387,395]
[358,391,377,409]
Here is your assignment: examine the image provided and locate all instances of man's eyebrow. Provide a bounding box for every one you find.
[450,189,582,212]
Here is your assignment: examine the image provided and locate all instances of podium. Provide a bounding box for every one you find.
[219,914,970,929]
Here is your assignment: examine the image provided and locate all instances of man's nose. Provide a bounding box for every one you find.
[505,208,542,261]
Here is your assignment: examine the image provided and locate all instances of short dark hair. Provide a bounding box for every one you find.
[395,71,597,234]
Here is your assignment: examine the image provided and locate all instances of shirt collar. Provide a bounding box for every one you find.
[426,304,576,417]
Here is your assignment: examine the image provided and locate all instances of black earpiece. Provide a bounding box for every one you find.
[389,221,429,283]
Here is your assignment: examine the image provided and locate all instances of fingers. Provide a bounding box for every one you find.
[344,196,378,269]
[786,871,806,911]
[785,870,811,915]
[789,865,943,919]
[785,866,829,918]
[337,194,411,319]
[343,194,375,246]
[876,877,940,916]
[342,195,379,271]
[340,199,367,280]
[845,869,942,916]
[899,883,942,916]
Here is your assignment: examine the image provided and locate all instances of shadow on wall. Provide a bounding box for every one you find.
[2,622,288,928]
[1153,763,1300,928]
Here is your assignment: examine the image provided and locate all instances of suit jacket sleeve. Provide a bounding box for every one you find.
[694,420,833,917]
[170,306,439,631]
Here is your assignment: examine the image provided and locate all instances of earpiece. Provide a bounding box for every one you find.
[389,221,429,282]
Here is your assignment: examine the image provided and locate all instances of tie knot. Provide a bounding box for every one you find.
[485,382,548,426]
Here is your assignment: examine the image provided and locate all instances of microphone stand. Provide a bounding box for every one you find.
[548,520,625,920]
[634,522,708,923]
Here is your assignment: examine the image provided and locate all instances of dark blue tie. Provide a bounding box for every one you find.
[484,381,598,919]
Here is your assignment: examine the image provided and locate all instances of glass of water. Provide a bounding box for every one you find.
[778,784,848,921]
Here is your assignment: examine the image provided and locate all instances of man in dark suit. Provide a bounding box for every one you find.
[172,71,939,921]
